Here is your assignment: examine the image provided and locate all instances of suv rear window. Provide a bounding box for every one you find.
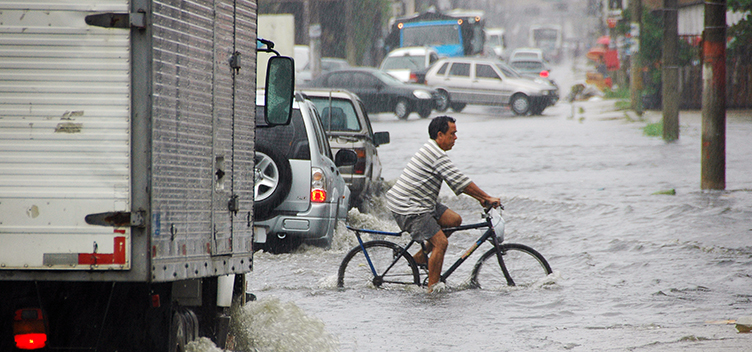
[256,106,310,160]
[307,97,362,132]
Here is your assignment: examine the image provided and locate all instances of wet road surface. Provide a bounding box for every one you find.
[206,58,752,351]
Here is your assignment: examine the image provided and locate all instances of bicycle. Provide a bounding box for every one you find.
[337,206,552,290]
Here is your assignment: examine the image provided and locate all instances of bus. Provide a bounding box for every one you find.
[384,9,485,58]
[529,24,563,62]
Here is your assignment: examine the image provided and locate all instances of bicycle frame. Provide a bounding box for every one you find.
[346,208,515,286]
[347,227,408,284]
[433,217,512,284]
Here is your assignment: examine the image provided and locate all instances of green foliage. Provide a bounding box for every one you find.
[615,100,632,110]
[637,9,700,97]
[259,0,391,66]
[728,0,752,11]
[643,121,663,137]
[652,188,676,195]
[604,85,630,99]
[728,0,752,64]
[352,0,390,64]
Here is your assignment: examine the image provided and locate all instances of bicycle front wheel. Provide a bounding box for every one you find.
[470,243,552,290]
[337,240,420,289]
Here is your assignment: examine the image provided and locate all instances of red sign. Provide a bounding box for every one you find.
[605,50,620,71]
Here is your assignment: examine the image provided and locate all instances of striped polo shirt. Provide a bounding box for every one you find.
[386,139,472,215]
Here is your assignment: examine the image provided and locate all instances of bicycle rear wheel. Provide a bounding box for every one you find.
[470,243,552,290]
[337,240,420,289]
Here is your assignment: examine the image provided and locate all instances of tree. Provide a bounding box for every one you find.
[728,0,752,64]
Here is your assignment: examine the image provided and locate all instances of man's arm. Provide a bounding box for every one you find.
[463,182,501,208]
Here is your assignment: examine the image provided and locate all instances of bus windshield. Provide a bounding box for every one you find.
[402,24,460,47]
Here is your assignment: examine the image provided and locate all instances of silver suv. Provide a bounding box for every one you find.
[424,57,558,115]
[254,91,356,252]
[301,89,390,210]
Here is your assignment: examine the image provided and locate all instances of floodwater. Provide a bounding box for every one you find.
[197,59,752,351]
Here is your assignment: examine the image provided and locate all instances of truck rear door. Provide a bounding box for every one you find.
[0,1,132,271]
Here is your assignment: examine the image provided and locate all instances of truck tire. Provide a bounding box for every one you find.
[254,144,292,221]
[168,308,198,352]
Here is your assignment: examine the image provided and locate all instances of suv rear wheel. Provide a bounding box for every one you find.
[254,144,292,221]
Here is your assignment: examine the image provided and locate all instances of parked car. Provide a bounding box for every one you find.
[509,57,551,77]
[379,46,440,83]
[509,47,546,62]
[296,57,351,85]
[254,91,357,252]
[508,56,559,97]
[302,67,444,119]
[423,57,558,115]
[301,89,390,210]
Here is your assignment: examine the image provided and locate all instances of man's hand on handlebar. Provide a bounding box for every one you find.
[482,197,503,210]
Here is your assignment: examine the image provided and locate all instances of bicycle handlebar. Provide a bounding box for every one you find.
[482,199,504,213]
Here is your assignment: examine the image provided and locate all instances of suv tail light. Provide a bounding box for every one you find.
[311,168,327,203]
[540,70,549,78]
[354,148,366,175]
[408,72,418,83]
[13,308,47,350]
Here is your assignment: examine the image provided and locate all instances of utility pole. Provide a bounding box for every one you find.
[345,0,356,66]
[701,0,727,190]
[662,0,679,141]
[629,0,642,114]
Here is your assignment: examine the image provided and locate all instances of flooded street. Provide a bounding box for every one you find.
[236,59,752,351]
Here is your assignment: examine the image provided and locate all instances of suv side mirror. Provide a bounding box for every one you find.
[334,149,358,167]
[264,56,295,126]
[373,131,390,147]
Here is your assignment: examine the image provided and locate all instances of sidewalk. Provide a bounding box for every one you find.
[568,56,752,124]
[570,96,752,125]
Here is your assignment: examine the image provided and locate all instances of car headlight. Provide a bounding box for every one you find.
[413,90,432,100]
[534,78,553,86]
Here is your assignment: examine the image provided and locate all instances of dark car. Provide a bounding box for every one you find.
[302,67,442,119]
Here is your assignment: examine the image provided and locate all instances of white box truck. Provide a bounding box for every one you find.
[0,1,294,350]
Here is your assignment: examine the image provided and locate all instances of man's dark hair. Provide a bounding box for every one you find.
[428,115,456,140]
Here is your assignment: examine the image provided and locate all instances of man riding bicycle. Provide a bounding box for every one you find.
[385,115,500,293]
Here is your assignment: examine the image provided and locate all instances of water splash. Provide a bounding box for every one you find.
[186,337,224,352]
[230,297,339,352]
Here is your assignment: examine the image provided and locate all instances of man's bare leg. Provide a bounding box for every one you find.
[413,209,462,266]
[427,230,448,290]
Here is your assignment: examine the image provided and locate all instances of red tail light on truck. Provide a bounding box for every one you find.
[13,308,47,350]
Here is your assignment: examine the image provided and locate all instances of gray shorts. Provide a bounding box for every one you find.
[392,203,449,241]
